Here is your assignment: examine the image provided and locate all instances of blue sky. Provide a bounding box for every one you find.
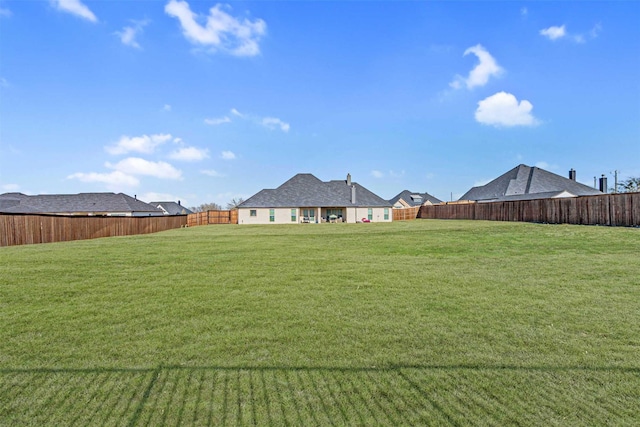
[1,1,638,207]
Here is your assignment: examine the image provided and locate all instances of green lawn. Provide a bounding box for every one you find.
[1,220,639,425]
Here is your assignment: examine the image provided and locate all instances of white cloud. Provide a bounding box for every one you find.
[371,170,404,179]
[450,44,503,90]
[67,171,139,187]
[221,150,236,160]
[0,7,12,17]
[140,192,180,204]
[116,27,139,48]
[261,117,290,133]
[534,161,558,171]
[535,161,550,169]
[169,146,209,161]
[0,77,8,88]
[540,25,566,41]
[473,178,492,187]
[213,191,246,206]
[541,24,602,43]
[475,92,539,128]
[164,0,266,56]
[106,134,172,155]
[52,0,97,23]
[163,104,172,112]
[201,169,225,177]
[204,116,231,125]
[520,7,528,17]
[115,20,149,49]
[2,183,20,191]
[106,157,182,180]
[208,108,290,132]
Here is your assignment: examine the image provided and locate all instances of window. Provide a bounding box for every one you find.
[384,208,389,220]
[269,209,275,222]
[368,208,373,221]
[291,209,297,222]
[250,210,257,217]
[326,208,343,219]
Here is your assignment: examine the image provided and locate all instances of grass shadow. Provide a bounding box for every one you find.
[1,364,639,426]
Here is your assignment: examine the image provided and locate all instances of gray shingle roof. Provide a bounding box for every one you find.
[0,193,28,212]
[150,201,194,215]
[0,192,163,215]
[389,190,442,206]
[459,164,603,202]
[479,191,571,202]
[238,173,392,208]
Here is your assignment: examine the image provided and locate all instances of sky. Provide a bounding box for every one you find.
[1,0,639,207]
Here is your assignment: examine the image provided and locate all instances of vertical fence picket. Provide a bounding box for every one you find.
[417,193,639,227]
[0,214,187,247]
[185,210,239,226]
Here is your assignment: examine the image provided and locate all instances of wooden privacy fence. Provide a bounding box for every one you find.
[0,214,187,247]
[419,193,640,227]
[393,206,420,221]
[187,210,238,226]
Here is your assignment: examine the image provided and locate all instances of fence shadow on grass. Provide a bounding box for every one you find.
[1,364,639,426]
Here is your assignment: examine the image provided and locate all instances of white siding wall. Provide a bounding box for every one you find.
[346,208,357,223]
[238,208,299,224]
[346,207,392,222]
[375,207,392,222]
[240,207,391,224]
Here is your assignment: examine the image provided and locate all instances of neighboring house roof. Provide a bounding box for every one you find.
[150,201,194,215]
[238,173,392,208]
[0,192,163,215]
[389,190,442,207]
[494,190,577,202]
[459,164,602,202]
[0,193,29,212]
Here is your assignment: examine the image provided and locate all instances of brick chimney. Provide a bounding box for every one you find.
[599,174,608,193]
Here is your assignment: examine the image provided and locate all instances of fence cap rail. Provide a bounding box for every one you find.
[1,214,187,247]
[418,193,639,227]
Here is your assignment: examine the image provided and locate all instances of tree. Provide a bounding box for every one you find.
[190,202,223,212]
[617,177,640,193]
[226,197,244,210]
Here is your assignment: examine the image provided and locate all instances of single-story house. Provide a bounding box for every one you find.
[237,173,393,224]
[0,192,164,216]
[459,164,603,202]
[150,201,193,215]
[389,190,442,208]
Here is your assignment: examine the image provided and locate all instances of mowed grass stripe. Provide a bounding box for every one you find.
[1,367,639,425]
[1,220,639,424]
[473,369,530,424]
[309,369,349,424]
[0,371,152,426]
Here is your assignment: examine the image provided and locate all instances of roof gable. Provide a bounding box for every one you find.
[150,201,194,215]
[460,164,602,201]
[239,173,391,208]
[0,192,162,214]
[389,190,442,206]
